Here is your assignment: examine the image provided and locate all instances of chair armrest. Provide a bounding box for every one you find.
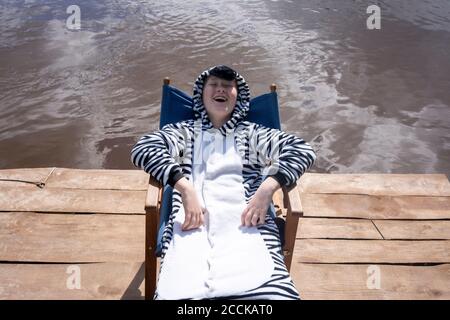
[283,183,303,217]
[145,176,162,214]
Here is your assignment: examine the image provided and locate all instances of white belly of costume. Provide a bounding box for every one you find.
[157,130,274,300]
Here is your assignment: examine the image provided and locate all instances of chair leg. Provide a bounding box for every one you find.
[145,207,158,300]
[144,178,162,300]
[282,183,302,272]
[283,210,299,271]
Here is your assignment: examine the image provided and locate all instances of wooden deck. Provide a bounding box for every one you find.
[0,168,449,299]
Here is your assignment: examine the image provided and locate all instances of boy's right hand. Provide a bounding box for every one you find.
[175,178,205,231]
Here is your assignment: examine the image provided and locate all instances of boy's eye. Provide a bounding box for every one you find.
[207,82,234,88]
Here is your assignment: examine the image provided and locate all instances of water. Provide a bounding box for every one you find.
[1,0,449,176]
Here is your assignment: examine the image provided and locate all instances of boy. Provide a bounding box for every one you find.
[131,65,316,299]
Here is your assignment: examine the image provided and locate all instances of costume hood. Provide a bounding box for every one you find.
[192,66,250,134]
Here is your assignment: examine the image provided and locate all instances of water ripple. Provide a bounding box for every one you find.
[0,0,449,175]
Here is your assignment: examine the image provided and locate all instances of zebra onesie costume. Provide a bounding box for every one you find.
[131,66,316,300]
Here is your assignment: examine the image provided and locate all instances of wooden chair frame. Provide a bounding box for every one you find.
[143,80,303,300]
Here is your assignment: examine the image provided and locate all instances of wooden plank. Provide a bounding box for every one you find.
[0,212,144,263]
[0,262,145,299]
[301,193,450,219]
[294,239,450,263]
[0,186,146,214]
[291,263,450,300]
[44,168,149,190]
[374,220,450,240]
[0,168,54,188]
[297,218,382,239]
[298,173,450,196]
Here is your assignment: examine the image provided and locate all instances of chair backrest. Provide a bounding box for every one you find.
[155,79,281,256]
[160,80,281,129]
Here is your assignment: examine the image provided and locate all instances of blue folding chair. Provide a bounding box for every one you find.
[144,78,303,299]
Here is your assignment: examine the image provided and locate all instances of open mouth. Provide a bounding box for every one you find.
[213,96,227,102]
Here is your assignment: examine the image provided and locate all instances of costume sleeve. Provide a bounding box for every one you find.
[251,124,316,187]
[131,123,187,187]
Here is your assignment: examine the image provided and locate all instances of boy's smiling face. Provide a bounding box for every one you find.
[202,75,238,127]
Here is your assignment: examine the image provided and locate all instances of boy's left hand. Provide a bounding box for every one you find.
[241,177,279,226]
